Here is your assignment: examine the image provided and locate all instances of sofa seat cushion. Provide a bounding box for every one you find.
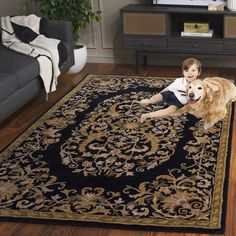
[0,72,18,102]
[0,45,39,89]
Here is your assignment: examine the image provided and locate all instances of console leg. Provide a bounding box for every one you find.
[144,55,148,66]
[136,51,140,74]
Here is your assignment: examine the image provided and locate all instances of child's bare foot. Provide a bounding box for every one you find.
[139,99,150,105]
[140,114,148,123]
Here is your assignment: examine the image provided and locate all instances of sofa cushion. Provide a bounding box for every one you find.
[0,78,42,122]
[0,44,39,89]
[0,72,18,102]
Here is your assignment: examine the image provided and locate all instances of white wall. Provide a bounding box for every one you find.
[80,0,147,64]
[0,0,24,15]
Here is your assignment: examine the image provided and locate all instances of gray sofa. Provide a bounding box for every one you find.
[0,20,75,123]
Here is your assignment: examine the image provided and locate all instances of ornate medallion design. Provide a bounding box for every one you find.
[60,90,188,177]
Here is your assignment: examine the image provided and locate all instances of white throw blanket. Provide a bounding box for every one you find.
[1,15,62,94]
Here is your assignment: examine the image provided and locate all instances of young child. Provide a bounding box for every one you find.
[139,58,202,123]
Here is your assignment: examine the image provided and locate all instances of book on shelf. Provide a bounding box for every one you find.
[181,29,214,37]
[184,22,209,33]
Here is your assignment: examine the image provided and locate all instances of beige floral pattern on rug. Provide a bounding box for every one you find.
[0,75,232,231]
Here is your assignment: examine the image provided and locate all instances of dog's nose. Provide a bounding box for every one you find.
[189,93,194,99]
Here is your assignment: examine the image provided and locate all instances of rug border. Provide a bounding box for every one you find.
[218,102,235,233]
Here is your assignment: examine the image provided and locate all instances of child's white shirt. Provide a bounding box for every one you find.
[167,77,188,104]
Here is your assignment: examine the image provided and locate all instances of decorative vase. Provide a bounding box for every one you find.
[228,0,236,11]
[68,44,87,74]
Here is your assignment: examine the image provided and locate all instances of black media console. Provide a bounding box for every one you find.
[121,4,236,72]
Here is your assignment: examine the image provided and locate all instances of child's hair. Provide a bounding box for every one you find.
[182,58,202,74]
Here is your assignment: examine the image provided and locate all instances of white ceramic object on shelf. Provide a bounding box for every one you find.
[228,0,236,11]
[68,44,87,74]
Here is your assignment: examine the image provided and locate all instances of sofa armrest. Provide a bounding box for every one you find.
[46,20,75,72]
[47,20,74,47]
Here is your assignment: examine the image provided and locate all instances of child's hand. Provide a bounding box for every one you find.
[140,114,148,123]
[139,99,150,105]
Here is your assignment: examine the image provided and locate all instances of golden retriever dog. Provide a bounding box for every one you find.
[179,77,236,130]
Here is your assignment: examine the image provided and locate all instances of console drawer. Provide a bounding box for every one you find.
[124,37,167,49]
[168,39,223,53]
[224,41,236,53]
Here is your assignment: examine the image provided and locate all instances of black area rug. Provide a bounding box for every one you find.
[0,75,234,233]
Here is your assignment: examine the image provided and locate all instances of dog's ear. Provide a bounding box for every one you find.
[205,86,212,101]
[206,82,219,92]
[205,81,220,104]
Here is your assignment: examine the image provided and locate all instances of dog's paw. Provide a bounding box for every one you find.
[139,99,150,105]
[203,122,213,130]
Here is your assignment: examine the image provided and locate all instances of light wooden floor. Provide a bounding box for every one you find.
[0,63,235,236]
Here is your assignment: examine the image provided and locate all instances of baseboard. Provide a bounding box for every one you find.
[87,53,236,68]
